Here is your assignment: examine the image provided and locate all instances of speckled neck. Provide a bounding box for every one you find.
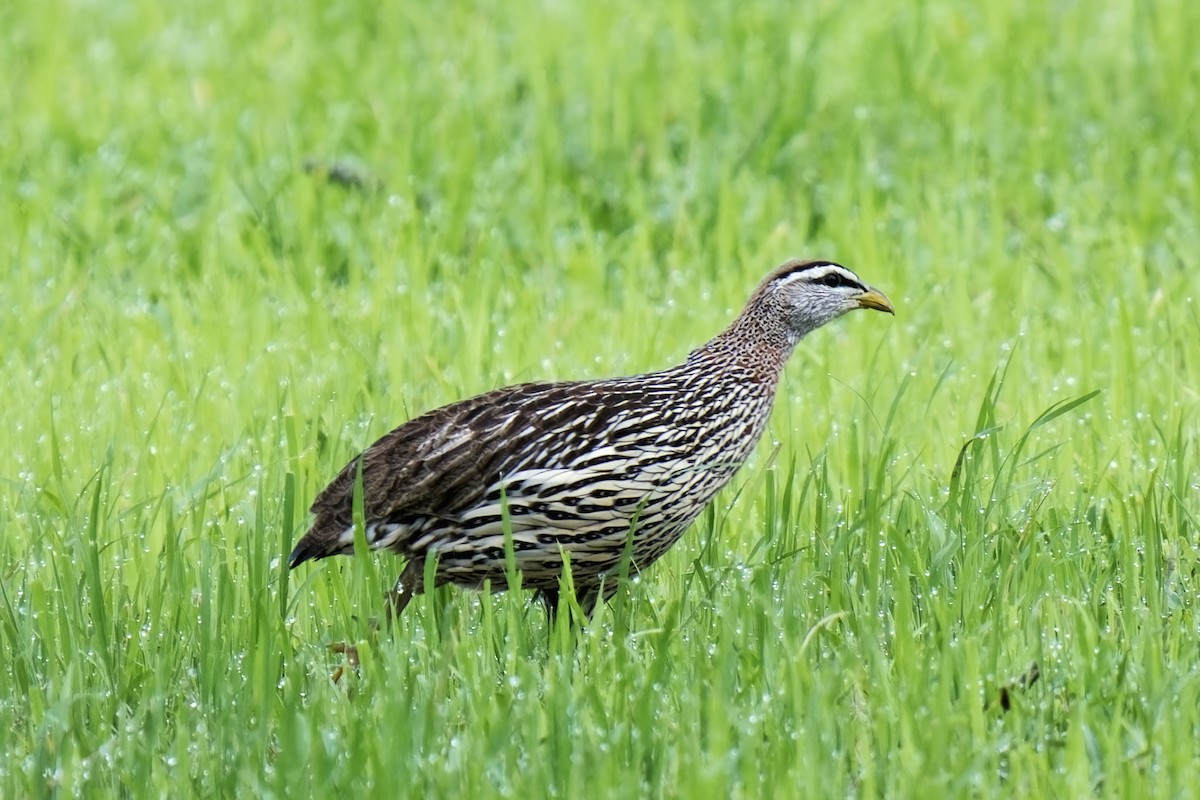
[685,292,797,383]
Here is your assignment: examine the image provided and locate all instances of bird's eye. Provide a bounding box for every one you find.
[812,272,864,291]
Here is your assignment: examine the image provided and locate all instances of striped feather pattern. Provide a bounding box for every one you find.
[289,258,892,616]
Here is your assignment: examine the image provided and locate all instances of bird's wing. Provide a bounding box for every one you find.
[292,377,674,563]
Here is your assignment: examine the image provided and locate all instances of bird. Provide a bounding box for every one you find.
[289,258,893,620]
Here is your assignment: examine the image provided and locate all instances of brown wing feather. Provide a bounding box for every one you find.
[288,379,639,566]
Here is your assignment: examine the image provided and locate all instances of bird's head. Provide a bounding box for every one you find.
[759,259,894,340]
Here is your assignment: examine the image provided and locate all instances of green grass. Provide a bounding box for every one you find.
[3,0,1199,795]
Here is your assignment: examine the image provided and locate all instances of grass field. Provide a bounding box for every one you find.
[3,0,1199,796]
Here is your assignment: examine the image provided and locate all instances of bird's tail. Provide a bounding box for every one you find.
[288,516,350,568]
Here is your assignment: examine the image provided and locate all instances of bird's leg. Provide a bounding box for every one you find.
[329,561,423,678]
[385,560,425,628]
[574,578,622,623]
[329,641,361,685]
[538,588,561,624]
[597,579,622,610]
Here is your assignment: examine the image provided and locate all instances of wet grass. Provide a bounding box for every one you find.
[3,0,1199,796]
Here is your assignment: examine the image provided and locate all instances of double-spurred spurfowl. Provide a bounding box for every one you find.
[290,259,893,619]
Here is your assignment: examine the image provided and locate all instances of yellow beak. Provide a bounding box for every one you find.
[855,287,894,315]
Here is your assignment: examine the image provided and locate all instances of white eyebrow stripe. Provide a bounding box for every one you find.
[774,264,858,287]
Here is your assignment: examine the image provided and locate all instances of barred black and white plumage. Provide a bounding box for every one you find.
[289,259,893,618]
